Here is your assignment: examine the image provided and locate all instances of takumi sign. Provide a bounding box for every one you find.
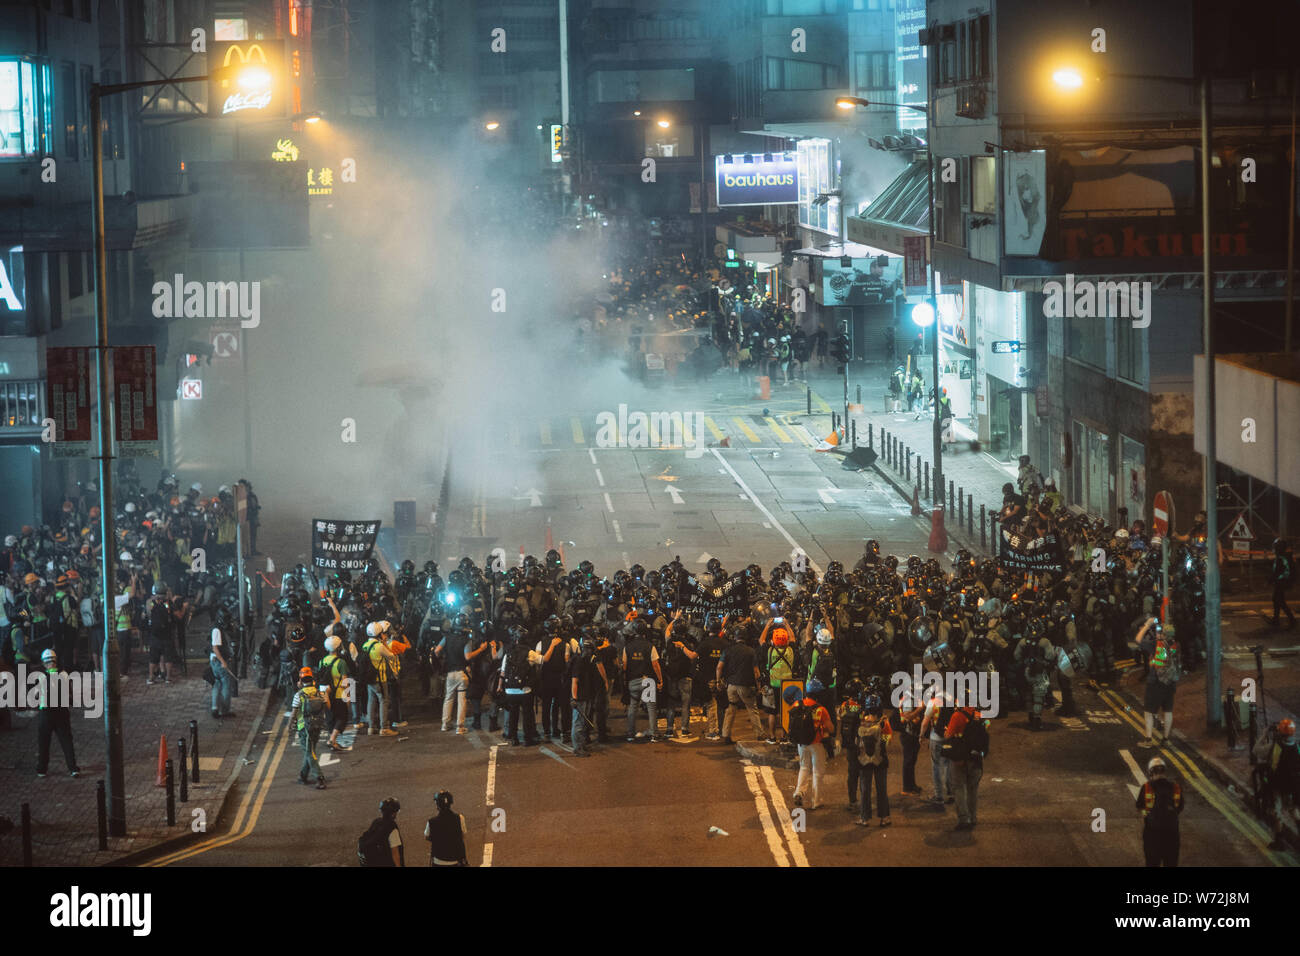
[113,346,159,457]
[312,519,381,571]
[44,347,92,458]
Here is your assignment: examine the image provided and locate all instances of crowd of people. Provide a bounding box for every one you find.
[248,532,1298,851]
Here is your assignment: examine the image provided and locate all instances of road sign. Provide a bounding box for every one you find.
[991,340,1021,353]
[212,331,239,359]
[1152,490,1174,536]
[181,378,203,400]
[1227,514,1253,541]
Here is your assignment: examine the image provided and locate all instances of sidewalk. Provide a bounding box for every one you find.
[1111,635,1300,846]
[0,650,271,865]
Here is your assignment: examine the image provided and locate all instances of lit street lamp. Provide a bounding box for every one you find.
[836,95,944,535]
[1051,64,1223,728]
[89,60,274,837]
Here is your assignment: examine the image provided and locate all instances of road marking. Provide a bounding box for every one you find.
[703,416,725,440]
[604,492,614,513]
[1119,748,1147,789]
[572,418,585,444]
[817,487,839,505]
[731,417,761,442]
[486,743,498,805]
[148,713,291,866]
[539,420,552,445]
[758,765,810,867]
[612,519,623,543]
[743,765,790,866]
[710,447,822,574]
[482,843,494,868]
[595,468,605,487]
[587,447,597,465]
[1098,688,1291,865]
[665,486,684,505]
[538,746,572,766]
[764,417,794,443]
[621,551,631,567]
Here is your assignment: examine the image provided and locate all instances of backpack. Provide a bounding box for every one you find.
[354,640,378,684]
[301,688,328,733]
[664,640,690,679]
[941,711,989,761]
[357,818,394,866]
[503,644,534,690]
[787,702,817,746]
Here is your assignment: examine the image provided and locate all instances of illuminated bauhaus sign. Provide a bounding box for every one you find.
[714,153,799,206]
[210,41,285,118]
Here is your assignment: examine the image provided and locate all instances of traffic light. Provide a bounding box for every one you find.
[831,333,851,371]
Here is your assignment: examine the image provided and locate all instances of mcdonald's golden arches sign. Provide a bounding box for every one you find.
[209,40,286,118]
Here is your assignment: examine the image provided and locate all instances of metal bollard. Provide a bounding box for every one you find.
[179,737,189,802]
[949,480,955,513]
[958,486,964,525]
[21,802,33,866]
[856,384,862,404]
[1225,689,1238,750]
[980,504,986,550]
[1248,702,1258,757]
[967,494,974,536]
[924,462,930,502]
[97,780,108,850]
[165,759,176,826]
[807,386,812,415]
[906,449,912,483]
[851,419,857,449]
[190,719,199,783]
[868,422,874,449]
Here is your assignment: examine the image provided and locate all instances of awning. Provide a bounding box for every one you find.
[845,158,931,254]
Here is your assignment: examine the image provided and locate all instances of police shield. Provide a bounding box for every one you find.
[1057,643,1092,678]
[907,616,937,655]
[922,641,955,673]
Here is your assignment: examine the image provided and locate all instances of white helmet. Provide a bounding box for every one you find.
[41,648,57,664]
[815,627,833,646]
[124,502,136,514]
[324,635,342,653]
[190,482,202,492]
[4,535,15,547]
[119,551,133,563]
[365,622,378,637]
[1147,756,1166,774]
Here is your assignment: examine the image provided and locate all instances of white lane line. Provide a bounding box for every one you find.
[538,746,573,767]
[621,551,631,567]
[612,519,624,543]
[743,765,790,867]
[486,744,499,805]
[604,492,614,513]
[595,468,605,487]
[482,843,494,867]
[1120,748,1148,789]
[758,765,811,867]
[588,448,597,465]
[710,447,823,575]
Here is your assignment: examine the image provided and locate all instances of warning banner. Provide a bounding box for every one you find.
[44,347,92,458]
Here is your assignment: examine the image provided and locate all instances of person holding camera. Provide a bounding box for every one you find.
[146,583,176,684]
[1136,617,1180,748]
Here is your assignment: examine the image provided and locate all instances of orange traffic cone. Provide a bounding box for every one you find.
[928,506,949,553]
[155,733,168,787]
[720,436,730,447]
[815,429,840,452]
[911,485,922,516]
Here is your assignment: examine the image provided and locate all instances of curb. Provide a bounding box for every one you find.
[107,685,275,867]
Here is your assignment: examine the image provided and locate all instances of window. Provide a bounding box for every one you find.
[1066,309,1106,370]
[766,57,840,90]
[0,59,53,158]
[971,155,996,213]
[767,0,839,13]
[61,61,76,158]
[1116,318,1147,386]
[936,169,964,246]
[644,124,695,158]
[854,51,894,93]
[797,138,838,235]
[79,64,92,160]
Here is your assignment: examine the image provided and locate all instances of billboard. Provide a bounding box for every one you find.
[715,153,799,206]
[821,255,903,306]
[1004,149,1047,256]
[113,346,159,458]
[44,347,91,458]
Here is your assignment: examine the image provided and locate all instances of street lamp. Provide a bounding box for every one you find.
[836,94,944,532]
[88,58,275,837]
[1051,64,1222,728]
[656,118,671,129]
[484,120,500,131]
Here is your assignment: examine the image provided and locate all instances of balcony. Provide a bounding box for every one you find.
[0,379,45,436]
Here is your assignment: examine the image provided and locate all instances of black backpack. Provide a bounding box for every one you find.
[941,711,990,761]
[664,640,690,679]
[357,818,394,866]
[788,702,817,746]
[354,639,378,683]
[504,644,534,690]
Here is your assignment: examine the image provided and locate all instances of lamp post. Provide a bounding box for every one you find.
[836,95,943,507]
[1050,66,1221,728]
[89,63,272,836]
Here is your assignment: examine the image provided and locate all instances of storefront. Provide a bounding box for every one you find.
[971,284,1027,461]
[937,281,973,420]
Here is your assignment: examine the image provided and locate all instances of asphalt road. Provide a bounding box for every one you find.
[146,389,1292,868]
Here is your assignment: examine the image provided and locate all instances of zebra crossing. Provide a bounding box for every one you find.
[510,413,824,451]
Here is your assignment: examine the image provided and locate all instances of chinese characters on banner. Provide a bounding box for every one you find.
[903,235,928,289]
[113,346,159,458]
[997,528,1067,574]
[312,519,381,571]
[45,347,92,459]
[677,572,749,619]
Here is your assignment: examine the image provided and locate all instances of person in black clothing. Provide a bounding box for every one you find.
[568,629,606,756]
[1270,538,1296,629]
[718,632,763,744]
[1135,756,1183,866]
[536,618,570,740]
[424,790,469,867]
[695,618,729,741]
[592,629,617,742]
[35,648,80,778]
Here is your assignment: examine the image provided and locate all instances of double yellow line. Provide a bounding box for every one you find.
[1095,687,1293,866]
[144,713,292,866]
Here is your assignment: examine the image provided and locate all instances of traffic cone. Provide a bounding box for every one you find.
[545,517,553,552]
[519,544,525,568]
[155,734,168,787]
[815,429,840,452]
[911,485,922,516]
[928,506,949,553]
[720,436,730,447]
